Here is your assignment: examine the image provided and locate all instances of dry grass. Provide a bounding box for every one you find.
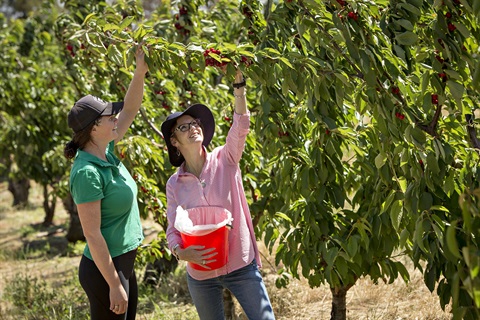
[0,182,452,319]
[256,250,451,320]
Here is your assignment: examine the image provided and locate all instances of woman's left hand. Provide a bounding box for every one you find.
[135,44,148,75]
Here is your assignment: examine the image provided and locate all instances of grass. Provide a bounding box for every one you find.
[0,181,452,319]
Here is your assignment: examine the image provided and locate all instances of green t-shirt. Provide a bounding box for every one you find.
[69,141,144,260]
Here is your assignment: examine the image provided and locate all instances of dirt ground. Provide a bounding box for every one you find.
[0,182,452,319]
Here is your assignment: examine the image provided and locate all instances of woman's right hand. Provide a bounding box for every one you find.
[109,284,128,315]
[178,245,218,269]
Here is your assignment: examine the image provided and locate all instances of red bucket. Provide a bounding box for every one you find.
[176,207,232,270]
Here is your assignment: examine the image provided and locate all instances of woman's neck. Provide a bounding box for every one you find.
[83,141,108,161]
[184,147,205,178]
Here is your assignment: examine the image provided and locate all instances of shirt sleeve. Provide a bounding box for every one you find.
[223,111,250,165]
[166,177,183,250]
[70,166,104,205]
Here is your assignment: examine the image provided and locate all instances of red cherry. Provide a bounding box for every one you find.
[448,23,456,32]
[431,94,439,104]
[391,87,400,95]
[336,0,346,6]
[435,55,444,63]
[395,112,405,120]
[445,12,452,18]
[347,12,358,21]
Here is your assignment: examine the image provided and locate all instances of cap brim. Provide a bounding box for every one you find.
[102,101,124,116]
[161,104,215,167]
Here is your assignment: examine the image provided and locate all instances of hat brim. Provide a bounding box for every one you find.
[101,101,124,116]
[161,104,215,167]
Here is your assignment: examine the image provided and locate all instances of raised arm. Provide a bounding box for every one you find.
[223,69,250,165]
[233,68,247,115]
[114,45,149,144]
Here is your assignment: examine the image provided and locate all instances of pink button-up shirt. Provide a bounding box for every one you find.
[167,113,261,280]
[166,111,261,280]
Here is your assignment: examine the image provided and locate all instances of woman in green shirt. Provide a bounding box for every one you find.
[63,46,148,320]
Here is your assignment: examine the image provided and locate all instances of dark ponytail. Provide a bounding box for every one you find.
[63,122,96,159]
[64,140,79,159]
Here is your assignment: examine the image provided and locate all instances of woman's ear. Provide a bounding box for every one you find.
[170,136,178,147]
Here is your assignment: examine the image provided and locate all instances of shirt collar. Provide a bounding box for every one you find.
[76,148,121,174]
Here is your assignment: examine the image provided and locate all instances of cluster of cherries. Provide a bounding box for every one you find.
[334,0,359,21]
[203,48,227,67]
[174,5,190,36]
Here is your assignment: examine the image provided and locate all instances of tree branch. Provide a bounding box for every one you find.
[465,114,480,149]
[417,104,441,137]
[139,107,164,148]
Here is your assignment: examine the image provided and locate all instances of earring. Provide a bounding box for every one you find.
[176,149,181,157]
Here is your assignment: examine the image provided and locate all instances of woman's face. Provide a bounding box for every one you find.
[91,114,119,141]
[171,115,204,149]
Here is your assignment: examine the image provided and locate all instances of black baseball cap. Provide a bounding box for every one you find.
[161,104,215,167]
[68,95,124,133]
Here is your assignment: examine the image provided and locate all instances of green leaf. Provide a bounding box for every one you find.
[275,212,292,223]
[399,228,410,248]
[414,218,426,252]
[394,19,414,31]
[119,16,135,30]
[390,200,403,232]
[398,3,421,16]
[107,44,123,66]
[375,153,387,168]
[103,23,120,32]
[395,31,418,45]
[346,237,358,259]
[447,80,464,100]
[426,153,440,175]
[446,222,461,259]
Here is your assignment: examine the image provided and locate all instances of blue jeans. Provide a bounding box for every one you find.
[187,259,275,320]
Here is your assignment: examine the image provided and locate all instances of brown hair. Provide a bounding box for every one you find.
[63,121,97,159]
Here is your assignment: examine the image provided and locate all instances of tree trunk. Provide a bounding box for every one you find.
[42,184,56,226]
[7,177,30,207]
[330,286,349,320]
[62,193,85,242]
[223,289,236,319]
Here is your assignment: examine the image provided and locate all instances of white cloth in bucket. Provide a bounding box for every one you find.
[174,206,233,237]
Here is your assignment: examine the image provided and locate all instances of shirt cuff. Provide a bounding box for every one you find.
[233,110,250,127]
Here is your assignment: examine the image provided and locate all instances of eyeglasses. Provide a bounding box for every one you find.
[174,119,202,133]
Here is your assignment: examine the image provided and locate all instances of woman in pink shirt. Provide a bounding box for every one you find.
[161,70,275,320]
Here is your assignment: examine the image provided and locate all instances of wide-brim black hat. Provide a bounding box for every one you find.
[161,104,215,167]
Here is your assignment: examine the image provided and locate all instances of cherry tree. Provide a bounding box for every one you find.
[1,0,478,318]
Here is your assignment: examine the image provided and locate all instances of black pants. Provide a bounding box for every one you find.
[79,249,138,320]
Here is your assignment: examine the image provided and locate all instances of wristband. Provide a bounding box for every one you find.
[233,78,246,89]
